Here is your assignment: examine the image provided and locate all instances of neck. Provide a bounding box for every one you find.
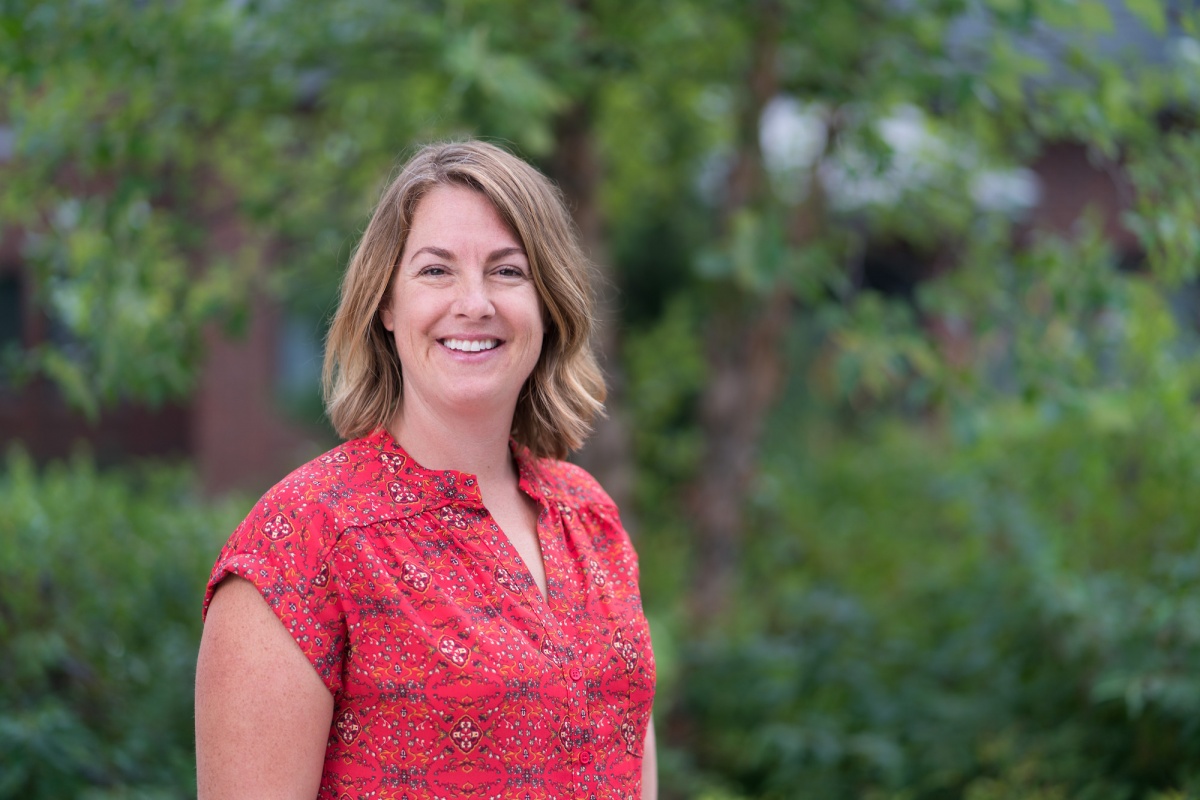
[388,400,517,484]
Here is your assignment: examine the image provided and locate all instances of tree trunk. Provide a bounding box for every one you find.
[689,287,791,623]
[687,0,788,625]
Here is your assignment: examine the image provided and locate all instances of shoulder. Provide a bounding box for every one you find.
[526,456,619,513]
[205,434,399,616]
[237,433,400,544]
[527,456,642,578]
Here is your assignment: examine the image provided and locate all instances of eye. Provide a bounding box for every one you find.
[418,265,448,277]
[496,265,527,278]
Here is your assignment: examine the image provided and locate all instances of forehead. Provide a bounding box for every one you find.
[404,184,523,253]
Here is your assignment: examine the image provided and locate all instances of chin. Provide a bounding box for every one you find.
[440,388,523,417]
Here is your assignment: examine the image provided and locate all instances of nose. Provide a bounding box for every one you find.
[451,273,495,319]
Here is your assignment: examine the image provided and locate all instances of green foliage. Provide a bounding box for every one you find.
[1126,131,1200,285]
[674,385,1200,795]
[6,1,1200,797]
[658,234,1200,796]
[5,0,1195,408]
[0,450,243,799]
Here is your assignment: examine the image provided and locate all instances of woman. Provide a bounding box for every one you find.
[195,140,657,799]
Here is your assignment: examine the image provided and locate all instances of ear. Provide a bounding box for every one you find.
[379,289,395,332]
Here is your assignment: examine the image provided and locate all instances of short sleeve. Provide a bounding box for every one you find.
[204,491,348,695]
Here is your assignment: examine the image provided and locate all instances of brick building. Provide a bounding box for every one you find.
[0,213,328,496]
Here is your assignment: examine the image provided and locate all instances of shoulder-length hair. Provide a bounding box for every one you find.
[322,140,606,459]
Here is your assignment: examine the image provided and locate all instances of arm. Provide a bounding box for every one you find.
[195,576,334,800]
[642,715,658,800]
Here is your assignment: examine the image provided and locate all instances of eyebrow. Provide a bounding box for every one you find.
[409,246,527,263]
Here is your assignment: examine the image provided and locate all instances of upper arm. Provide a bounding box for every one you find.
[196,576,334,800]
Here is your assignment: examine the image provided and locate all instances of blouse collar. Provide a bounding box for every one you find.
[363,428,552,516]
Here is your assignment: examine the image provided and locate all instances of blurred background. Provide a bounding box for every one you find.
[3,0,1200,797]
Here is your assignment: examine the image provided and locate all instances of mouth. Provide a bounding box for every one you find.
[440,338,500,353]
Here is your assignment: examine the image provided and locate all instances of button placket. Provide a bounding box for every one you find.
[514,464,604,784]
[566,661,588,725]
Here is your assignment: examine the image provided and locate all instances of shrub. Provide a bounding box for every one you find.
[670,394,1200,799]
[0,449,242,800]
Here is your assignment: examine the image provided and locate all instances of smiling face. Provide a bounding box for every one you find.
[380,184,545,427]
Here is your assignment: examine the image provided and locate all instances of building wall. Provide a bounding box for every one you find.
[0,184,326,495]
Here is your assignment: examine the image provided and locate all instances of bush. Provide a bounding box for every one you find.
[634,229,1200,799]
[0,449,243,800]
[669,391,1200,799]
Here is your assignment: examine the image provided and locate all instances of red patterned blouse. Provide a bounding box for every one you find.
[203,428,656,799]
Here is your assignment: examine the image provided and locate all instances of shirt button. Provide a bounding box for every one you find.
[579,749,593,765]
[569,666,583,681]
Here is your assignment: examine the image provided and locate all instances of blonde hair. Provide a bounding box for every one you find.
[322,140,606,459]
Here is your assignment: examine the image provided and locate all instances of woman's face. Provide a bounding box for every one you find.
[381,184,545,423]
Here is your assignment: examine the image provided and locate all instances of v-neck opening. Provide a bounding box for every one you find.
[487,493,551,606]
[375,427,557,611]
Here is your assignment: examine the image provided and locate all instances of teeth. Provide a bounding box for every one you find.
[443,338,498,353]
